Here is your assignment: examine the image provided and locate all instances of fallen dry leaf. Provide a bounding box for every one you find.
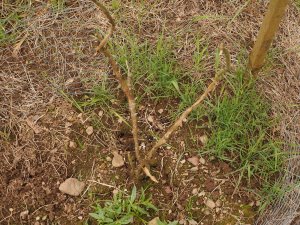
[59,178,85,196]
[112,151,124,167]
[143,167,158,183]
[26,118,43,134]
[12,33,28,57]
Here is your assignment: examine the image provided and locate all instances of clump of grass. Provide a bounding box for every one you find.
[0,2,30,46]
[89,186,178,225]
[78,80,115,110]
[111,34,209,121]
[50,0,65,11]
[111,34,182,100]
[205,69,285,188]
[296,0,300,9]
[89,186,156,224]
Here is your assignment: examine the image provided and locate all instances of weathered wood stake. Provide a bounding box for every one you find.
[249,0,289,72]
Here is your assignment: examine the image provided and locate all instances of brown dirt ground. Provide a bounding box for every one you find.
[0,1,299,225]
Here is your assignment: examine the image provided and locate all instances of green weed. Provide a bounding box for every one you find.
[0,3,29,46]
[50,0,65,11]
[111,34,182,100]
[295,0,300,8]
[89,186,178,225]
[111,0,121,11]
[78,83,115,110]
[111,34,209,121]
[258,180,288,212]
[89,186,157,225]
[204,69,286,187]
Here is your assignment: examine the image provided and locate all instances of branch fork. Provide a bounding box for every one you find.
[91,0,231,183]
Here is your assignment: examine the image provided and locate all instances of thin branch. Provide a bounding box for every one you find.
[92,1,141,162]
[91,0,115,52]
[91,0,116,28]
[140,46,232,180]
[126,61,140,161]
[146,70,224,161]
[101,48,141,162]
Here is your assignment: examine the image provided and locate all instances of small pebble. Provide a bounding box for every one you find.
[187,156,199,166]
[98,111,104,117]
[190,167,198,172]
[203,209,210,215]
[205,199,216,209]
[199,157,206,164]
[189,219,197,225]
[158,108,164,114]
[192,188,198,195]
[147,115,154,123]
[86,126,94,135]
[200,135,208,144]
[198,191,206,197]
[69,141,77,149]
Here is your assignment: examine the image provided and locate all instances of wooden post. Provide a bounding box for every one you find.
[249,0,289,72]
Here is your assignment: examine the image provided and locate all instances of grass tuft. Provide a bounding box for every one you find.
[89,186,178,225]
[204,68,286,190]
[111,34,182,100]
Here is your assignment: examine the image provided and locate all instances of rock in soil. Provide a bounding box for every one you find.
[199,134,208,144]
[112,151,125,167]
[187,156,199,166]
[59,178,85,196]
[148,217,159,225]
[86,126,94,135]
[199,157,206,164]
[205,199,216,209]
